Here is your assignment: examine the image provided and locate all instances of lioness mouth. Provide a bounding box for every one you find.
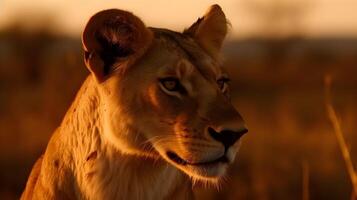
[166,151,229,166]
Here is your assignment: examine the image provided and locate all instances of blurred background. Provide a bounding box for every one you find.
[1,0,357,199]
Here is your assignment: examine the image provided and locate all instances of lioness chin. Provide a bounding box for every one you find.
[21,4,247,200]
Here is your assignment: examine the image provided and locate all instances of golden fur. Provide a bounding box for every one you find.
[21,4,247,200]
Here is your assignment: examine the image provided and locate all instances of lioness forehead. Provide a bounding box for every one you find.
[150,28,222,80]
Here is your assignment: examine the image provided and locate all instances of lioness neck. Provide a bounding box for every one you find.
[57,76,191,199]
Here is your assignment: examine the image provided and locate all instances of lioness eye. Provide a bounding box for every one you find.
[160,77,181,92]
[217,77,230,92]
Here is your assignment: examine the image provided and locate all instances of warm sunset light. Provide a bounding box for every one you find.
[0,1,356,199]
[1,0,357,38]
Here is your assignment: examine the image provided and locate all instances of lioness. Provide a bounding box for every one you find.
[21,4,247,200]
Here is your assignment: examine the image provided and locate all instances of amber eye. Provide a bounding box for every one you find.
[159,77,181,92]
[217,77,230,92]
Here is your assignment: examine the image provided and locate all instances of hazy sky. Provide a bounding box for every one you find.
[0,0,356,39]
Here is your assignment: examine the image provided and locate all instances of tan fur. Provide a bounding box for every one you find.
[21,4,246,200]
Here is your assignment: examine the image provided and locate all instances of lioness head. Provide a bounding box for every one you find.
[82,5,247,183]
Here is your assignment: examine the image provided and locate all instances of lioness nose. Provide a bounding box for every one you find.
[208,127,248,148]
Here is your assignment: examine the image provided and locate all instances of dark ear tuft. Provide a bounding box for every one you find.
[94,21,135,75]
[183,17,204,36]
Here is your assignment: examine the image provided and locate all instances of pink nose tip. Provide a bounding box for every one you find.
[208,127,248,148]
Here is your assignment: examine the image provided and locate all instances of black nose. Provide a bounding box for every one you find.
[208,127,248,148]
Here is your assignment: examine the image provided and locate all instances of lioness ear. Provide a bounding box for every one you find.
[184,4,228,59]
[82,9,153,82]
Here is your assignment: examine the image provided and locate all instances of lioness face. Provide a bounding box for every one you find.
[137,35,247,181]
[82,5,247,182]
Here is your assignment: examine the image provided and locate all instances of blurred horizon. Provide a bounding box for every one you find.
[1,0,357,39]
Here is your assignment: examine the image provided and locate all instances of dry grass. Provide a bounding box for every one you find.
[302,160,309,200]
[325,75,357,198]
